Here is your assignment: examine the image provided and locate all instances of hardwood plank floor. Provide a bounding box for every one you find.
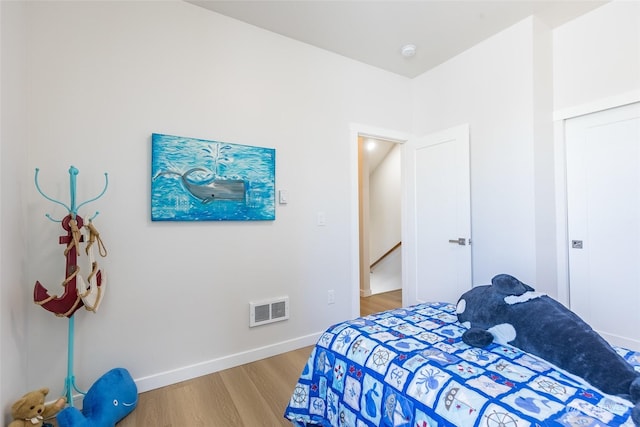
[115,346,312,427]
[360,289,402,316]
[49,291,401,426]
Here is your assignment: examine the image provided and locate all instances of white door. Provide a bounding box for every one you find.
[566,102,640,351]
[403,124,472,305]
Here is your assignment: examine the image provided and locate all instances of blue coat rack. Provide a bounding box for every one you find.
[33,166,108,407]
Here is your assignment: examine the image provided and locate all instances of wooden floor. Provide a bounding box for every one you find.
[116,346,313,427]
[360,289,402,316]
[51,291,401,426]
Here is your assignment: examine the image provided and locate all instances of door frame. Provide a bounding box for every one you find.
[553,91,640,307]
[349,123,410,319]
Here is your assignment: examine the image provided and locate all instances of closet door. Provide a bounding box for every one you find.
[566,102,640,351]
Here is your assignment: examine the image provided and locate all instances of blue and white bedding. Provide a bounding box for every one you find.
[284,302,640,426]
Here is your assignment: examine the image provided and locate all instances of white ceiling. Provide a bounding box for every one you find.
[186,0,607,78]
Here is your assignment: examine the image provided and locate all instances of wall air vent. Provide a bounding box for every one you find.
[249,296,289,327]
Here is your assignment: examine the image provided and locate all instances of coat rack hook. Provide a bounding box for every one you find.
[34,167,108,221]
[88,211,100,222]
[44,213,63,223]
[76,172,109,213]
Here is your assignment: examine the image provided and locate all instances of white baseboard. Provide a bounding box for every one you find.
[134,332,321,393]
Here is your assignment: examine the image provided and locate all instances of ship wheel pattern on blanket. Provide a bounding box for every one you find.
[33,214,107,317]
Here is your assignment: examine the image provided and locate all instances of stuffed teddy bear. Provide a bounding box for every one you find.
[456,274,640,426]
[56,367,138,427]
[8,387,65,427]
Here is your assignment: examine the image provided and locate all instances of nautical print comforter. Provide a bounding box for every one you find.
[284,302,640,426]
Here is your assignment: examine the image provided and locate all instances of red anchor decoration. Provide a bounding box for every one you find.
[33,214,103,317]
[32,166,107,318]
[32,166,108,407]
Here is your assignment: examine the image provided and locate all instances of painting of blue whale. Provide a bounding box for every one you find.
[151,133,275,221]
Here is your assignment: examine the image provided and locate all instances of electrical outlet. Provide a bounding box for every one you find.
[327,290,335,305]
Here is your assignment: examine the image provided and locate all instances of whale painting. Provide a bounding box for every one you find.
[151,133,275,221]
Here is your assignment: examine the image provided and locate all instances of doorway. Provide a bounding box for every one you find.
[349,124,472,317]
[350,124,409,318]
[358,136,403,315]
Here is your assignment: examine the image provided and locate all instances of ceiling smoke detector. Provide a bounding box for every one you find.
[401,44,417,57]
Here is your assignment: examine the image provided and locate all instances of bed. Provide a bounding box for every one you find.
[284,302,640,426]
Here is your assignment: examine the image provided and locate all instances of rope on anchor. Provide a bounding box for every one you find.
[58,258,82,318]
[85,221,107,258]
[59,295,82,318]
[35,219,83,309]
[50,218,83,317]
[64,219,82,258]
[80,220,107,312]
[85,261,98,287]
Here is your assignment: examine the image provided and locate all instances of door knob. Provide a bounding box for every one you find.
[448,238,466,245]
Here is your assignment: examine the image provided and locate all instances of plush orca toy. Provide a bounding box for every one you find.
[456,274,640,425]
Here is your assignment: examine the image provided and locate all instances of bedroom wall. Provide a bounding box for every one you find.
[409,17,555,291]
[553,0,640,113]
[15,0,412,399]
[1,0,29,421]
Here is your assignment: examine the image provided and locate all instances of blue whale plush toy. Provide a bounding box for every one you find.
[56,368,138,427]
[456,274,640,425]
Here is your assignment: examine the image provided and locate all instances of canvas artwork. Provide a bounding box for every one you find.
[151,133,275,221]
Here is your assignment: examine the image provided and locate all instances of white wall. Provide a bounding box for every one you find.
[369,144,401,261]
[11,0,412,402]
[410,17,555,291]
[368,143,402,294]
[532,18,556,294]
[1,0,29,422]
[553,1,640,113]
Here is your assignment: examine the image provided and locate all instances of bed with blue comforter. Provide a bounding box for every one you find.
[284,302,640,426]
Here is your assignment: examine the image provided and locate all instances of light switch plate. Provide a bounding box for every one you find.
[279,190,288,204]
